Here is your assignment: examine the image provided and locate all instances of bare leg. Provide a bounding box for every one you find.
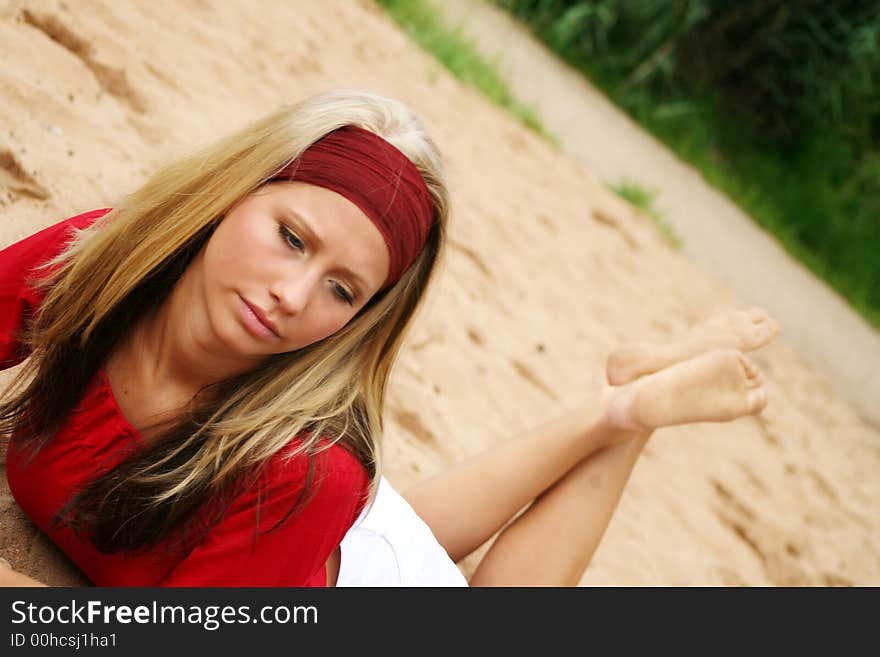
[606,306,779,385]
[469,433,648,586]
[404,387,624,563]
[467,349,767,586]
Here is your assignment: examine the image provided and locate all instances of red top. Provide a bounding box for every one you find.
[1,209,369,586]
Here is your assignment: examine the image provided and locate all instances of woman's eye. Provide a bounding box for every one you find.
[333,283,354,305]
[279,224,304,251]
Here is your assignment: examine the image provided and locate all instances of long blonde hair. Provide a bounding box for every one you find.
[0,89,449,552]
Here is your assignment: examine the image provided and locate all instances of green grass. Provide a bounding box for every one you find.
[376,0,556,144]
[611,181,681,249]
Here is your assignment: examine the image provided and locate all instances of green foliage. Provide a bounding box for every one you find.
[497,0,880,328]
[498,1,879,148]
[611,180,682,249]
[376,0,555,143]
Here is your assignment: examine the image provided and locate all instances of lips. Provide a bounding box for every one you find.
[240,296,281,339]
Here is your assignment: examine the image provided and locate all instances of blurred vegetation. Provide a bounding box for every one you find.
[376,0,555,142]
[496,0,880,327]
[612,180,682,249]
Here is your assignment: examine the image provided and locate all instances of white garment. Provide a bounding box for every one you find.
[336,476,468,587]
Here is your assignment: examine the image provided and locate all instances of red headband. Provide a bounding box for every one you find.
[275,125,435,290]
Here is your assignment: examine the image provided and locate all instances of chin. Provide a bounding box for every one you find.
[214,314,260,359]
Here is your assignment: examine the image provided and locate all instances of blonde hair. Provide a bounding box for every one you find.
[0,89,449,551]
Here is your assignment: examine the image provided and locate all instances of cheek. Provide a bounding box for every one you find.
[284,307,356,351]
[208,218,276,281]
[313,310,354,341]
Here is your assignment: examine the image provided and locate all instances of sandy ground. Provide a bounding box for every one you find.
[1,0,878,586]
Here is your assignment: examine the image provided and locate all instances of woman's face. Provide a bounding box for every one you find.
[196,181,390,360]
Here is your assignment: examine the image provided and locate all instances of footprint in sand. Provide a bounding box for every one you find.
[22,9,147,114]
[710,476,813,585]
[0,148,50,201]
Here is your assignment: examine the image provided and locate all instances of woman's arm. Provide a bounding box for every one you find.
[0,558,47,587]
[403,388,633,563]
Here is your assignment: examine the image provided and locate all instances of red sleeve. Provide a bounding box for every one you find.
[160,443,369,587]
[0,208,111,369]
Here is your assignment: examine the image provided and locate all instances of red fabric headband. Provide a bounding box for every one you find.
[275,125,435,290]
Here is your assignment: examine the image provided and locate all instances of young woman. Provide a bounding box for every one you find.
[0,89,447,587]
[0,89,777,587]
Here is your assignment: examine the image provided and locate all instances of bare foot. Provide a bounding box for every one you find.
[604,348,768,432]
[606,306,779,385]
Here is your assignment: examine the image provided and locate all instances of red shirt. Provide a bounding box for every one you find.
[1,210,369,586]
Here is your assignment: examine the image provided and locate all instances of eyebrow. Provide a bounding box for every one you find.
[284,210,373,294]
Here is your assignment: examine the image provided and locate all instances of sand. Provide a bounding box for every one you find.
[1,0,877,586]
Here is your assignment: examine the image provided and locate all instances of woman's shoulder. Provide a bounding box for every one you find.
[48,208,113,242]
[0,208,111,273]
[62,207,113,229]
[8,208,110,246]
[0,208,114,369]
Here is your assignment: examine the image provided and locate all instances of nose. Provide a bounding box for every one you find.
[269,271,317,316]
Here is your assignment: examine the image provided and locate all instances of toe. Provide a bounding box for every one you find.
[747,387,768,414]
[607,369,627,386]
[605,351,631,386]
[738,352,759,379]
[749,368,764,387]
[751,320,778,348]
